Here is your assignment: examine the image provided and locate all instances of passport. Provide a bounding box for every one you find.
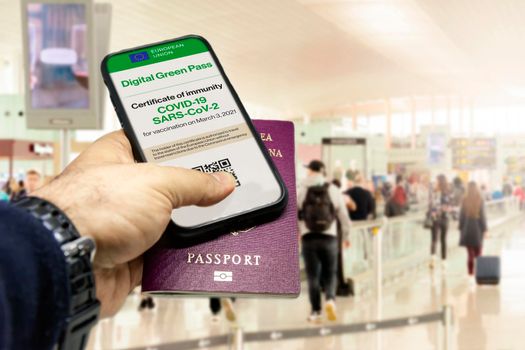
[142,119,300,297]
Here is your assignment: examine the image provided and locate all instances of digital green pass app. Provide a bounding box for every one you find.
[107,38,282,228]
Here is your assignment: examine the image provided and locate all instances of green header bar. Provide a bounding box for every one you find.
[106,37,209,73]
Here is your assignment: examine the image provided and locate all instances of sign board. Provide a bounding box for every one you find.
[427,133,446,166]
[322,137,366,146]
[451,138,496,170]
[21,0,111,129]
[29,142,54,156]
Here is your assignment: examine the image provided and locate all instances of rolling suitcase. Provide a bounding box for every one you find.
[475,256,501,285]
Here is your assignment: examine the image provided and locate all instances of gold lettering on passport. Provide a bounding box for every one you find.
[259,132,282,157]
[268,148,282,158]
[260,133,273,142]
[186,253,261,266]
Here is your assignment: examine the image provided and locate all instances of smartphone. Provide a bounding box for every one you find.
[101,35,287,241]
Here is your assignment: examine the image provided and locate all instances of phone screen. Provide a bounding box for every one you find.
[105,37,283,228]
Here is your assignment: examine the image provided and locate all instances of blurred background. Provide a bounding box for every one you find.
[2,1,525,349]
[3,0,525,183]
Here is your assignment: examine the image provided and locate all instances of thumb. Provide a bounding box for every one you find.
[139,164,236,208]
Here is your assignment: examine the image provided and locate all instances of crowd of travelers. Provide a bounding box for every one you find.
[297,160,523,322]
[3,164,522,325]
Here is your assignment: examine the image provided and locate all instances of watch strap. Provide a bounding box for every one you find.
[14,196,100,350]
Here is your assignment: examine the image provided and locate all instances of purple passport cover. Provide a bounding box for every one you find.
[142,120,299,296]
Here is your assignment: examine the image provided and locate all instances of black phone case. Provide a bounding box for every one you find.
[100,34,288,245]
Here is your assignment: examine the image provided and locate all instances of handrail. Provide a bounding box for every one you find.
[120,306,453,350]
[119,197,519,349]
[351,196,518,228]
[342,197,521,295]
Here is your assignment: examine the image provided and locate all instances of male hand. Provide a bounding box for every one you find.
[34,130,235,316]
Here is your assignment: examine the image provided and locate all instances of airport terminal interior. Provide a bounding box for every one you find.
[2,0,525,349]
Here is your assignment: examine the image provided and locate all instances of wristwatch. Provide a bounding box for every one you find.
[15,196,100,350]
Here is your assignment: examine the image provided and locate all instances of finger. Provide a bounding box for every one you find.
[142,164,236,208]
[128,256,143,290]
[72,130,134,166]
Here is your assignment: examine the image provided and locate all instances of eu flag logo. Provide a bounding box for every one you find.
[129,51,149,63]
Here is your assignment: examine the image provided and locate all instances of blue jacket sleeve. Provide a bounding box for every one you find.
[0,201,70,350]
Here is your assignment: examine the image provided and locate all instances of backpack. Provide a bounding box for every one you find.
[302,183,336,232]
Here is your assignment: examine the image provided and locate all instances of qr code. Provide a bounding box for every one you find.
[192,158,240,187]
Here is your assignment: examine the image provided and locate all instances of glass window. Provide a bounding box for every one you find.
[369,114,386,135]
[391,112,410,137]
[415,109,432,133]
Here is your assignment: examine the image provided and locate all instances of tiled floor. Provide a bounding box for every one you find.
[87,220,525,350]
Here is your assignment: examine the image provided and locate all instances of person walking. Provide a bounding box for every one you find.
[451,177,465,207]
[450,176,466,220]
[502,177,513,197]
[24,169,43,195]
[10,170,43,202]
[344,172,375,221]
[298,160,351,323]
[513,181,525,210]
[428,174,451,269]
[459,181,487,281]
[0,182,9,202]
[331,177,353,296]
[138,295,155,311]
[480,184,492,202]
[209,298,236,322]
[9,179,24,202]
[385,175,407,218]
